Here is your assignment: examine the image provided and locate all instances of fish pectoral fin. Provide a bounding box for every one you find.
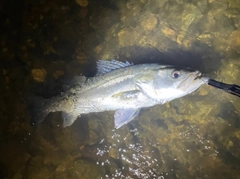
[114,108,140,129]
[135,74,157,100]
[111,90,141,100]
[62,112,79,127]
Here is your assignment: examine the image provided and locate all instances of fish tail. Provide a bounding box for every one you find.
[28,96,50,126]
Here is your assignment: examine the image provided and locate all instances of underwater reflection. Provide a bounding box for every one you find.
[93,127,174,178]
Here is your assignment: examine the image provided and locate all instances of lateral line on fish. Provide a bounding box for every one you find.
[80,74,136,93]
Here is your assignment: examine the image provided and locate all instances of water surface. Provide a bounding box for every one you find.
[0,0,240,178]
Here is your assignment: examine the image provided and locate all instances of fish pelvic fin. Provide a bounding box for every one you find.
[28,96,50,126]
[62,112,79,127]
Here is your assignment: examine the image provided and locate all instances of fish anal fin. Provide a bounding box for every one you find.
[62,112,79,127]
[114,108,140,129]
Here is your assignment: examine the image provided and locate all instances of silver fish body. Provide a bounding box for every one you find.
[31,60,207,128]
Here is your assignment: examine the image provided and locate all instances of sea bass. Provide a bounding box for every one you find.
[30,60,208,129]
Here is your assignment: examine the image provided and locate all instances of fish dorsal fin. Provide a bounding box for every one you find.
[96,60,132,76]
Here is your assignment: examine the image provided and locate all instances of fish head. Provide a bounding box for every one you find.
[135,67,208,103]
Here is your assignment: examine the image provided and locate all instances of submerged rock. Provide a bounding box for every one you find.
[31,68,47,82]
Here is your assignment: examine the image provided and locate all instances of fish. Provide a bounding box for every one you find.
[30,60,208,129]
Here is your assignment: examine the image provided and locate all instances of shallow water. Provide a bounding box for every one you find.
[1,0,240,178]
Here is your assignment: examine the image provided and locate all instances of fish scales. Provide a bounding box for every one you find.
[80,64,160,93]
[30,60,207,128]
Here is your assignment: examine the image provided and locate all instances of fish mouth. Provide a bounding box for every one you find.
[177,71,203,90]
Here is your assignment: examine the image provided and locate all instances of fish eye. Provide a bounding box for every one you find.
[172,70,180,79]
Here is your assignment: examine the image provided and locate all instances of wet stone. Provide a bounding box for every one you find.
[75,0,88,7]
[235,130,240,139]
[198,32,215,45]
[140,14,158,31]
[13,173,22,179]
[88,119,99,130]
[31,68,47,82]
[198,85,209,96]
[75,51,88,64]
[109,147,120,159]
[227,0,240,9]
[55,159,104,178]
[229,30,240,53]
[224,9,239,18]
[53,70,64,79]
[118,28,136,47]
[88,130,99,145]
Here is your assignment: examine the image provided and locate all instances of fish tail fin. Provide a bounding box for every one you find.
[28,96,50,126]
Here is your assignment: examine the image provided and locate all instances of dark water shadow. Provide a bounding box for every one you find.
[36,43,222,98]
[117,44,222,75]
